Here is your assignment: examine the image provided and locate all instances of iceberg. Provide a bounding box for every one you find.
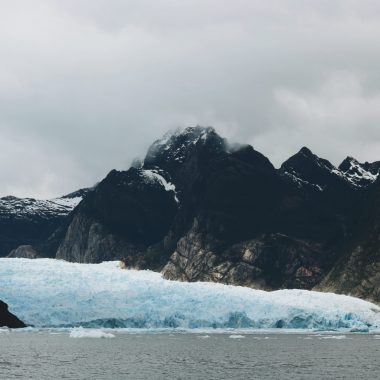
[0,258,379,331]
[69,327,115,338]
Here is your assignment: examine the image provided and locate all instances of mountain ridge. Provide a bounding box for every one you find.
[2,126,379,303]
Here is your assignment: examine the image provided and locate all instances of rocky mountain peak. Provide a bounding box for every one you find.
[339,156,358,172]
[280,147,347,191]
[339,156,380,187]
[144,126,225,169]
[298,146,314,157]
[292,147,335,169]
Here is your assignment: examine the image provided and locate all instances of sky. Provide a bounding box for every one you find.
[1,0,380,198]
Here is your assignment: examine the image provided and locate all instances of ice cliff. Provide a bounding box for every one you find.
[0,259,379,330]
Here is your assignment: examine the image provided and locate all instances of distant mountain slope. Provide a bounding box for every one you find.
[0,188,91,257]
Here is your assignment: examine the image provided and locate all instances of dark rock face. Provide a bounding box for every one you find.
[56,168,179,268]
[2,126,380,301]
[0,300,26,328]
[162,230,324,290]
[280,146,348,191]
[316,180,380,303]
[7,245,40,259]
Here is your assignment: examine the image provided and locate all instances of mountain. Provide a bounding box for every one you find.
[0,188,91,257]
[3,126,380,303]
[56,127,289,272]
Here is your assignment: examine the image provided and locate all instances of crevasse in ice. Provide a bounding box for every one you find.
[1,258,379,330]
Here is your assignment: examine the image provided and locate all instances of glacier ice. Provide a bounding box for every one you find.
[0,258,380,331]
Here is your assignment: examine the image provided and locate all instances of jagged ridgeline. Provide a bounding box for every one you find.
[1,127,380,302]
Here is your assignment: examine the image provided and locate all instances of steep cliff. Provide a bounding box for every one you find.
[316,179,380,303]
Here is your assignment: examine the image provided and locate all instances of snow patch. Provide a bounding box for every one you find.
[146,127,215,164]
[341,159,379,187]
[50,196,83,209]
[283,171,324,191]
[142,169,179,203]
[0,193,83,220]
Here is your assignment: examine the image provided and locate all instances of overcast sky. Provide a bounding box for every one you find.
[1,0,380,198]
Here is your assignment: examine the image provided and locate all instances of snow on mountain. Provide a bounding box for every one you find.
[141,169,179,203]
[282,169,324,192]
[0,189,89,220]
[0,196,75,219]
[50,196,83,209]
[1,258,379,330]
[280,147,345,191]
[144,126,222,166]
[281,147,379,191]
[339,157,380,187]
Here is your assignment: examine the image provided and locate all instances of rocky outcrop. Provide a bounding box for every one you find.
[56,168,179,268]
[56,213,146,264]
[7,245,40,259]
[317,244,380,304]
[162,227,324,290]
[0,300,26,328]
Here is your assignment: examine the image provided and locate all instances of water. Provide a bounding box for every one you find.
[0,332,379,379]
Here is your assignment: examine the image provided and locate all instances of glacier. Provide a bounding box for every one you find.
[0,258,379,331]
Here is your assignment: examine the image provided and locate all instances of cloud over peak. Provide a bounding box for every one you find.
[0,1,379,197]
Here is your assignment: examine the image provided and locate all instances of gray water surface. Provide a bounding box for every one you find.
[0,332,379,379]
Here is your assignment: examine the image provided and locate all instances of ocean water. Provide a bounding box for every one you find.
[0,331,379,379]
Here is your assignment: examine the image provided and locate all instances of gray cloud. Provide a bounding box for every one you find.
[1,0,380,198]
